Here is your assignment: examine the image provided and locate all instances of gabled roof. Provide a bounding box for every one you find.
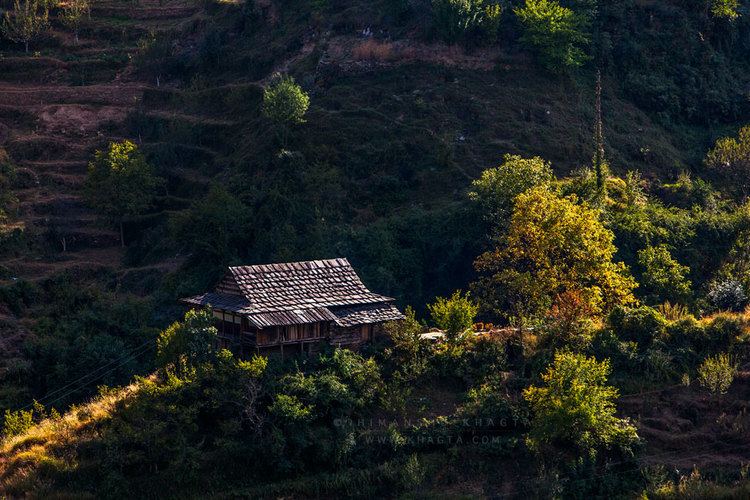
[181,258,404,328]
[225,258,392,312]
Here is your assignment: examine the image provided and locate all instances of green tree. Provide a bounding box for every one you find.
[1,0,49,53]
[384,306,427,377]
[262,75,310,146]
[473,187,637,324]
[636,245,692,305]
[711,0,740,19]
[514,0,590,71]
[705,125,750,198]
[469,154,554,234]
[523,352,638,459]
[170,185,250,265]
[156,308,219,377]
[428,290,478,343]
[84,140,162,247]
[59,0,90,45]
[432,0,502,45]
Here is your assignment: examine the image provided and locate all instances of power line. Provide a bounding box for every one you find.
[17,338,154,411]
[38,342,155,411]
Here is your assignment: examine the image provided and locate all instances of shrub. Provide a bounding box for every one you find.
[459,375,529,431]
[697,353,736,395]
[514,0,590,71]
[707,279,748,312]
[642,348,677,383]
[523,352,638,460]
[705,125,750,198]
[711,0,740,19]
[657,302,690,321]
[383,306,428,379]
[2,407,33,437]
[546,289,599,350]
[156,309,219,376]
[1,401,56,438]
[432,0,502,45]
[427,290,478,344]
[637,245,692,305]
[608,306,668,347]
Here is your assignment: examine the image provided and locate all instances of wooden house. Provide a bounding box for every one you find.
[180,258,404,356]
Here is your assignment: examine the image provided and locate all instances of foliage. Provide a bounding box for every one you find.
[427,290,478,343]
[469,154,554,235]
[523,352,638,460]
[711,0,741,19]
[383,306,428,379]
[170,185,250,265]
[431,334,509,384]
[474,187,637,324]
[84,140,162,247]
[431,0,503,45]
[705,125,750,198]
[1,400,58,439]
[545,289,599,350]
[707,278,748,312]
[608,305,667,347]
[262,75,310,144]
[636,245,692,305]
[514,0,590,71]
[10,275,158,408]
[156,309,219,377]
[0,0,48,53]
[697,353,736,395]
[59,0,89,44]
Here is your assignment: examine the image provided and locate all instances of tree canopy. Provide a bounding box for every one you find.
[473,187,637,323]
[84,140,162,247]
[1,0,49,53]
[523,352,638,459]
[514,0,590,71]
[59,0,90,45]
[156,308,219,377]
[469,154,554,234]
[262,76,310,126]
[711,0,741,19]
[428,290,478,343]
[705,125,750,198]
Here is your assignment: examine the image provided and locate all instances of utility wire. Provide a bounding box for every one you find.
[17,339,154,411]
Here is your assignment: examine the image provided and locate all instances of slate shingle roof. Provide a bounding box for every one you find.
[330,303,405,328]
[181,258,404,328]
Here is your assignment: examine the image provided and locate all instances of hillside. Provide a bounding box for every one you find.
[2,0,750,497]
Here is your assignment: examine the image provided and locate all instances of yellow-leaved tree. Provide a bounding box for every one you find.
[473,186,637,327]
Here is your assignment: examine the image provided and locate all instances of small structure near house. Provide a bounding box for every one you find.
[180,258,404,356]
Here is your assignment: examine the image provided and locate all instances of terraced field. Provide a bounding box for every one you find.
[0,0,203,281]
[0,0,207,382]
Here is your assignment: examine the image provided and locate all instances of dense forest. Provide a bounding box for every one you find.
[1,0,750,497]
